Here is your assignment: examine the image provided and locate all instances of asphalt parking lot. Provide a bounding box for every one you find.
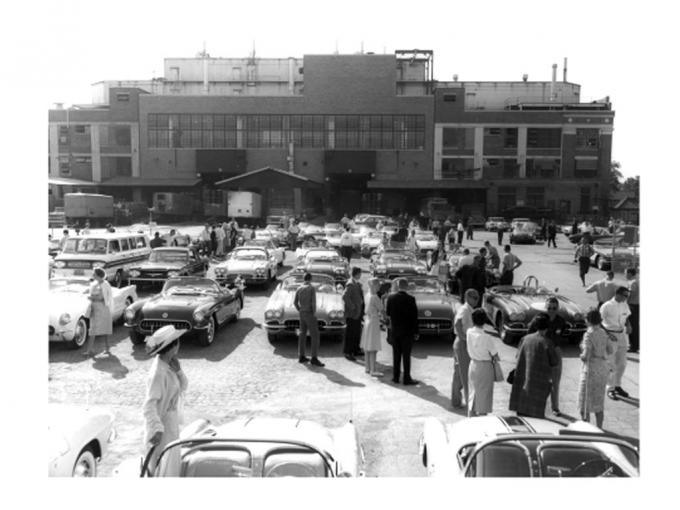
[47,228,639,477]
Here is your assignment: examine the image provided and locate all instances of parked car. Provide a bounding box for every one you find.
[124,276,243,347]
[360,230,386,257]
[263,224,289,246]
[485,217,510,232]
[127,247,207,288]
[467,216,486,229]
[324,229,344,250]
[49,277,138,349]
[116,416,363,477]
[48,403,115,477]
[509,222,538,244]
[294,248,350,285]
[370,249,428,279]
[349,225,374,249]
[300,224,326,239]
[213,246,278,287]
[324,222,342,233]
[569,227,622,245]
[378,275,460,342]
[483,275,586,345]
[419,415,639,477]
[264,273,346,342]
[510,217,531,229]
[295,236,332,261]
[243,239,285,266]
[253,229,278,246]
[414,231,440,255]
[590,238,639,271]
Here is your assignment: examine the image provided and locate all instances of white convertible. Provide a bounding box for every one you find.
[48,277,138,349]
[48,403,116,477]
[243,239,285,266]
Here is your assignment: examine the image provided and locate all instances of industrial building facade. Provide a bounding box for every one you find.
[48,50,614,220]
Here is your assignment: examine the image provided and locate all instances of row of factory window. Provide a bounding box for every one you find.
[442,127,601,150]
[497,186,594,213]
[440,157,599,180]
[58,124,132,148]
[147,114,426,150]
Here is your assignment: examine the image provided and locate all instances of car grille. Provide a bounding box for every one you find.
[66,260,92,269]
[49,325,55,335]
[284,320,327,329]
[387,271,418,279]
[140,320,192,332]
[418,318,453,331]
[140,271,167,278]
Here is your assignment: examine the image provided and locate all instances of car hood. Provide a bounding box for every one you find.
[133,262,184,271]
[48,292,88,320]
[303,261,347,273]
[380,261,424,272]
[219,260,268,272]
[142,293,215,313]
[267,290,343,313]
[493,293,582,318]
[412,293,457,315]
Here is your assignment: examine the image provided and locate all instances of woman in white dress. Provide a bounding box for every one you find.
[360,278,384,377]
[466,309,499,417]
[83,267,113,357]
[143,325,188,476]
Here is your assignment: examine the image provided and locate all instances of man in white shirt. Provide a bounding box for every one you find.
[586,271,618,308]
[600,287,632,399]
[456,221,464,245]
[451,289,479,408]
[457,248,474,268]
[340,227,354,264]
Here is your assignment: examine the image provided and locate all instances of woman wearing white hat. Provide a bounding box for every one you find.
[142,325,188,476]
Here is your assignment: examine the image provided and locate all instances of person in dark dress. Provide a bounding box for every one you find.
[509,314,558,418]
[385,278,419,385]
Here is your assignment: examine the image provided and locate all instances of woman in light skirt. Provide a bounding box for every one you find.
[360,278,384,377]
[577,309,615,428]
[83,267,113,357]
[466,309,499,416]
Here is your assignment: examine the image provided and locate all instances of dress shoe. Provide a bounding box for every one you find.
[355,349,365,357]
[391,377,400,384]
[344,354,356,361]
[298,356,309,363]
[403,379,420,386]
[310,357,325,367]
[615,386,630,398]
[607,389,618,400]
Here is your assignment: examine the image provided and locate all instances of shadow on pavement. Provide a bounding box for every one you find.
[411,337,454,360]
[378,369,465,414]
[49,324,132,365]
[270,334,347,360]
[176,318,257,363]
[91,353,130,379]
[303,364,366,388]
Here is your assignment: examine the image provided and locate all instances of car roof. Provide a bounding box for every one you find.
[153,247,191,252]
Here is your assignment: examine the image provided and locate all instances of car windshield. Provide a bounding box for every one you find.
[231,250,267,261]
[283,275,337,292]
[515,223,537,233]
[245,240,270,248]
[365,232,384,239]
[255,231,272,238]
[163,278,220,296]
[416,234,436,241]
[306,252,343,263]
[404,278,443,294]
[62,238,108,254]
[489,217,505,222]
[49,279,90,293]
[383,254,417,262]
[149,250,189,263]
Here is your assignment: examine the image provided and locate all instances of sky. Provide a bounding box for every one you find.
[17,0,672,180]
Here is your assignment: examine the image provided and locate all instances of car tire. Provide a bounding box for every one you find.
[197,316,216,347]
[267,332,278,343]
[72,445,97,477]
[129,329,147,345]
[116,296,134,325]
[68,316,89,350]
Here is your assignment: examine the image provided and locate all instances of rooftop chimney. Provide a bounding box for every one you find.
[550,63,557,101]
[522,74,528,82]
[453,74,458,82]
[563,57,568,82]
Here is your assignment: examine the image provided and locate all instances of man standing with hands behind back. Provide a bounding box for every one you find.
[342,267,365,361]
[293,272,325,367]
[386,278,420,385]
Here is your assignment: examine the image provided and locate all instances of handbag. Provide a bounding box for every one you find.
[490,352,504,382]
[506,369,516,385]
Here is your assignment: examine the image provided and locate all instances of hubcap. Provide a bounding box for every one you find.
[74,319,87,346]
[207,319,215,343]
[73,457,94,477]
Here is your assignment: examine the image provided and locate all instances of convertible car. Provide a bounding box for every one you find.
[483,276,586,345]
[419,415,639,477]
[359,230,386,257]
[378,275,460,341]
[49,403,116,477]
[294,236,331,261]
[116,416,364,477]
[124,276,243,347]
[294,248,350,285]
[569,226,622,245]
[509,221,538,244]
[414,231,440,255]
[485,217,510,232]
[264,273,346,342]
[243,239,285,266]
[49,277,138,349]
[263,223,289,246]
[370,249,428,279]
[213,246,278,287]
[590,238,639,271]
[324,229,343,250]
[127,246,207,287]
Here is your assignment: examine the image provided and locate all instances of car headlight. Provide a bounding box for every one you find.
[265,310,275,319]
[417,266,427,273]
[58,313,71,325]
[54,260,66,268]
[330,310,344,319]
[168,271,179,277]
[193,310,206,322]
[274,310,283,318]
[509,312,526,321]
[214,268,225,276]
[573,312,584,321]
[129,269,140,277]
[255,267,266,274]
[124,308,136,321]
[334,267,345,273]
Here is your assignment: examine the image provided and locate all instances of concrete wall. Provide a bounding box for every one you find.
[436,81,581,109]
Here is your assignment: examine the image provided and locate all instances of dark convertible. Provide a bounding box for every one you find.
[124,276,243,347]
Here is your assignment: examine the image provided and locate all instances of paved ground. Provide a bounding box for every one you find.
[48,228,639,477]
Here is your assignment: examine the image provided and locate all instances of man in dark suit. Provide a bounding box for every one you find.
[385,278,420,385]
[342,267,365,361]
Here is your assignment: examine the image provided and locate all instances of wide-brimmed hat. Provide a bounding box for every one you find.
[145,325,186,356]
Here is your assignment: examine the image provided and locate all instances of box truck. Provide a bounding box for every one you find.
[227,191,262,220]
[64,193,114,227]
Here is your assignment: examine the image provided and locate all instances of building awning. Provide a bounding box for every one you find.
[99,177,202,187]
[48,177,97,186]
[367,179,490,190]
[215,166,322,188]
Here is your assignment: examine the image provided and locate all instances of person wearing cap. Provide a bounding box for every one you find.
[142,325,188,476]
[83,267,113,357]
